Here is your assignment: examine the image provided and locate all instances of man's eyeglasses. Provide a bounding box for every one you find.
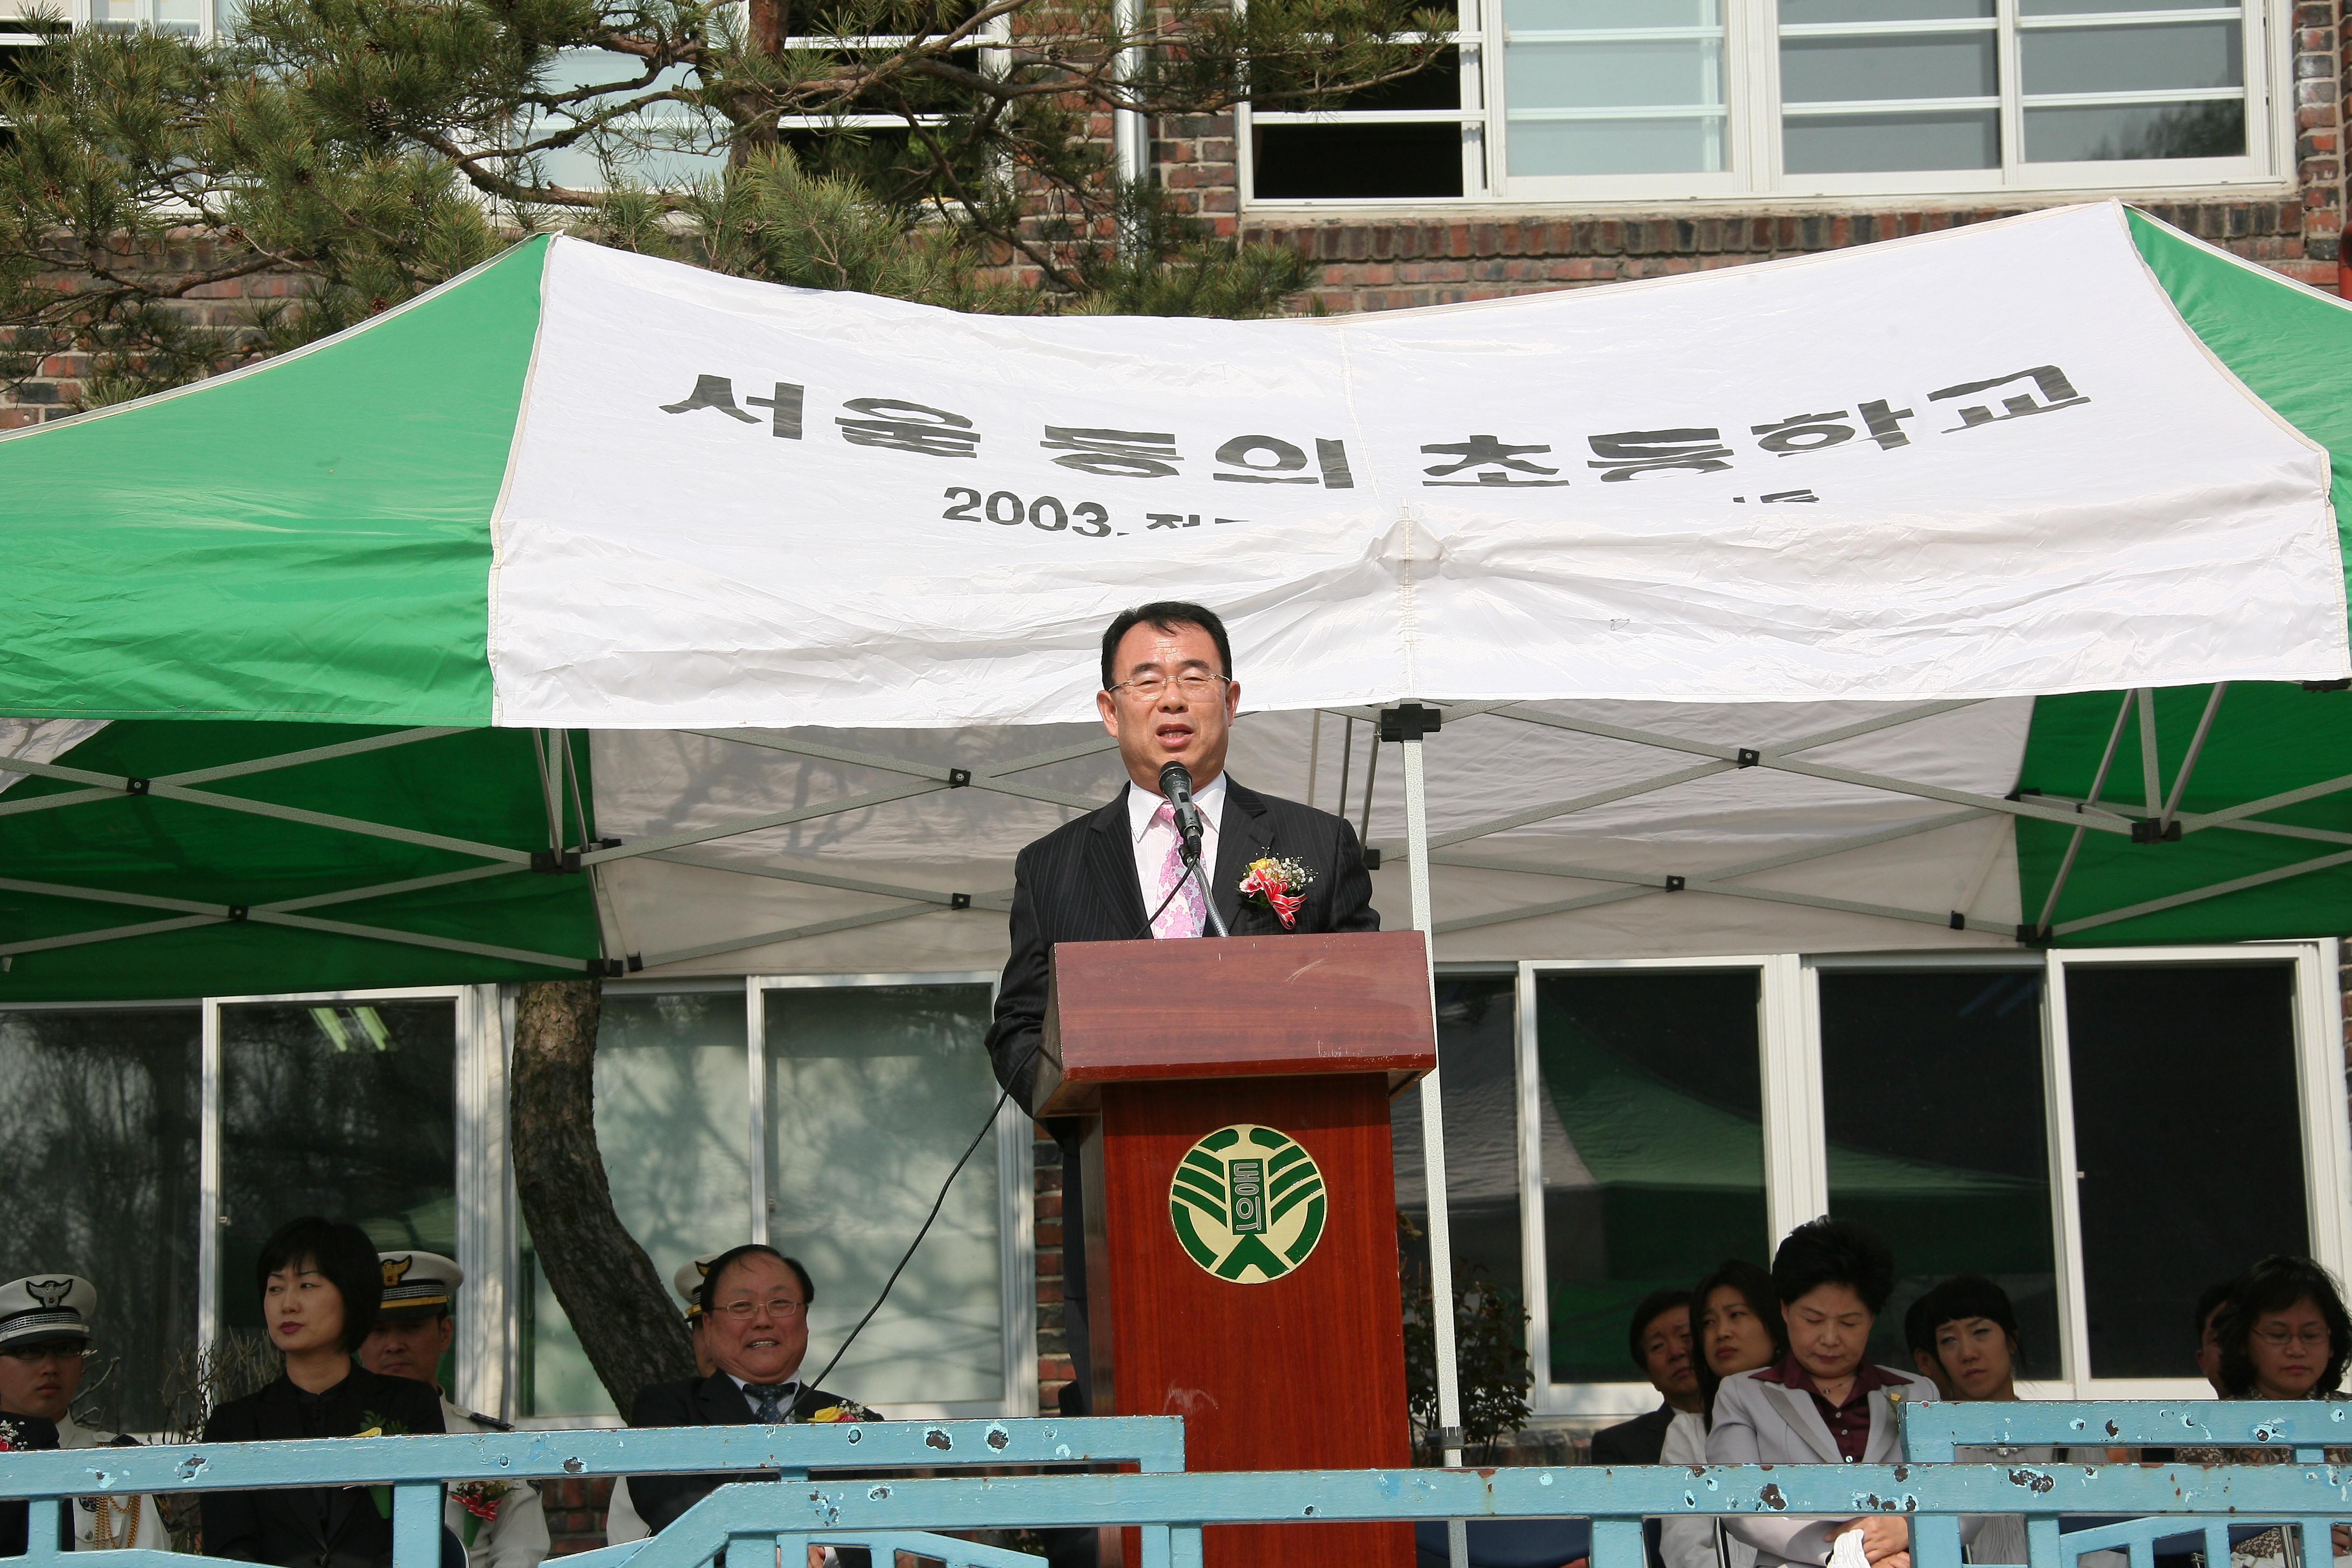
[1108,673,1229,703]
[2253,1325,2333,1347]
[714,1296,807,1320]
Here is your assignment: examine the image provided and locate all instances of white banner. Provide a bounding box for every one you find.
[491,201,2346,729]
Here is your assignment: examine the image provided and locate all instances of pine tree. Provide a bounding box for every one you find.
[0,0,1446,406]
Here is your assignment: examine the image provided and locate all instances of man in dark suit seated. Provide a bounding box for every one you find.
[627,1244,869,1534]
[1592,1289,1703,1568]
[984,600,1381,1418]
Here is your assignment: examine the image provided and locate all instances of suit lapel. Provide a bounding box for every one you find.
[1210,781,1274,932]
[1083,789,1152,940]
[695,1373,756,1424]
[1769,1381,1846,1464]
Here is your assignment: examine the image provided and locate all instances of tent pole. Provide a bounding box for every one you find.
[2136,688,2161,818]
[2159,684,2228,835]
[1307,711,1324,811]
[1360,725,1382,841]
[2035,690,2138,934]
[1397,712,1466,1568]
[1336,717,1355,817]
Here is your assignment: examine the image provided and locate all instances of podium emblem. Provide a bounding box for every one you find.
[1167,1123,1327,1283]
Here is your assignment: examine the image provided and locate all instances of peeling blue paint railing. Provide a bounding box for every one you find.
[1905,1400,2352,1568]
[4,1408,2350,1568]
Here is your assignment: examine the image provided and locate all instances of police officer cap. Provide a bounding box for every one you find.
[0,1275,95,1353]
[673,1251,729,1321]
[376,1251,463,1321]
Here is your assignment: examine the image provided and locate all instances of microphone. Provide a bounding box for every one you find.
[1159,761,1205,864]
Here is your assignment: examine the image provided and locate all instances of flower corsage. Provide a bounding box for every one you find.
[1237,857,1315,929]
[353,1415,408,1518]
[801,1402,879,1424]
[451,1481,514,1545]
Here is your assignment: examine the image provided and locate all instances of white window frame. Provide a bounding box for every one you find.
[1509,940,2349,1420]
[1238,0,2291,210]
[192,985,510,1415]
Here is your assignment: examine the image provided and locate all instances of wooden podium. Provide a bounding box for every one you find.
[1037,929,1436,1568]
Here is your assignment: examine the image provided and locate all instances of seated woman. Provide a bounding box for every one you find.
[1662,1259,1788,1568]
[1708,1217,1960,1568]
[2197,1257,2352,1568]
[201,1217,447,1568]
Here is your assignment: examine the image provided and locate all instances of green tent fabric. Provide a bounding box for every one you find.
[9,202,2352,1004]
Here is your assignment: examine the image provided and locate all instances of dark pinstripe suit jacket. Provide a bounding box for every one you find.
[984,777,1379,1308]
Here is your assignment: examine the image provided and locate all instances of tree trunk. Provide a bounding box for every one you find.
[510,978,695,1414]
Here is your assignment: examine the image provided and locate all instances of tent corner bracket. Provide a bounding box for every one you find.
[1378,704,1443,743]
[532,849,584,874]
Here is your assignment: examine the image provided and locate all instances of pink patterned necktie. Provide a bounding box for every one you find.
[1149,799,1207,939]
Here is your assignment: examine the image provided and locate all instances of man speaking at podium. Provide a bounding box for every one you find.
[985,600,1380,1417]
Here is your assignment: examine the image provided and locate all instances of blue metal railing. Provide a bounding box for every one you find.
[3,1406,2348,1568]
[1904,1401,2352,1568]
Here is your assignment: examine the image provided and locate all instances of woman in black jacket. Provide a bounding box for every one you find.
[201,1217,446,1568]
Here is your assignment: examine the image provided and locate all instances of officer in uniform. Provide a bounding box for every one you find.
[0,1273,172,1552]
[355,1254,549,1568]
[605,1252,723,1548]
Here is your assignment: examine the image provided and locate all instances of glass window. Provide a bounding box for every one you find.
[1818,969,2060,1378]
[1532,968,1767,1385]
[1248,0,2268,203]
[524,989,750,1418]
[1395,975,1524,1306]
[2066,962,2308,1380]
[218,1001,457,1341]
[0,1009,200,1433]
[763,983,1004,1408]
[1503,0,1726,178]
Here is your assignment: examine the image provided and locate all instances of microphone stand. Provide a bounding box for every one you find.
[1183,843,1230,937]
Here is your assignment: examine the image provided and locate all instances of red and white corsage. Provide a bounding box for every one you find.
[1238,857,1315,929]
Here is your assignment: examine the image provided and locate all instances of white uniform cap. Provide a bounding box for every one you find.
[376,1251,463,1318]
[0,1274,95,1352]
[673,1251,730,1319]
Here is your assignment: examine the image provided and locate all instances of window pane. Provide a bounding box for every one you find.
[2024,99,2243,159]
[1535,970,1766,1385]
[2067,963,2307,1380]
[1780,33,1997,103]
[1819,971,2059,1380]
[1395,976,1524,1307]
[1508,115,1725,175]
[1502,0,1724,176]
[1783,0,1988,21]
[220,1002,457,1341]
[764,984,1003,1407]
[1516,0,1717,23]
[2023,0,2228,11]
[1507,39,1723,109]
[2021,21,2239,93]
[1254,123,1464,198]
[525,990,750,1418]
[1784,108,1999,171]
[0,1010,199,1433]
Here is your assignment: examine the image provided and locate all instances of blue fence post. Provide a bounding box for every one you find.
[1138,1523,1173,1568]
[2026,1514,2062,1568]
[1594,1516,1645,1568]
[392,1479,440,1568]
[22,1497,64,1563]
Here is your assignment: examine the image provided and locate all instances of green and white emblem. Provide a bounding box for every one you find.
[1167,1124,1327,1283]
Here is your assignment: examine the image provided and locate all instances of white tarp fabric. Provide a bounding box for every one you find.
[594,696,2029,975]
[495,201,2347,731]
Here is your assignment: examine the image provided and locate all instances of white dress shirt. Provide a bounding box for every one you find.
[1125,773,1227,933]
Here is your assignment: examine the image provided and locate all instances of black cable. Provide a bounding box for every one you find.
[802,1073,1018,1397]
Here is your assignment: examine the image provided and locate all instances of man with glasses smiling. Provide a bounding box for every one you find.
[985,600,1380,1424]
[626,1245,873,1536]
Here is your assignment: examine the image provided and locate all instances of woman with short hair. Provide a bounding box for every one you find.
[1662,1260,1789,1568]
[201,1217,446,1568]
[1708,1217,1957,1568]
